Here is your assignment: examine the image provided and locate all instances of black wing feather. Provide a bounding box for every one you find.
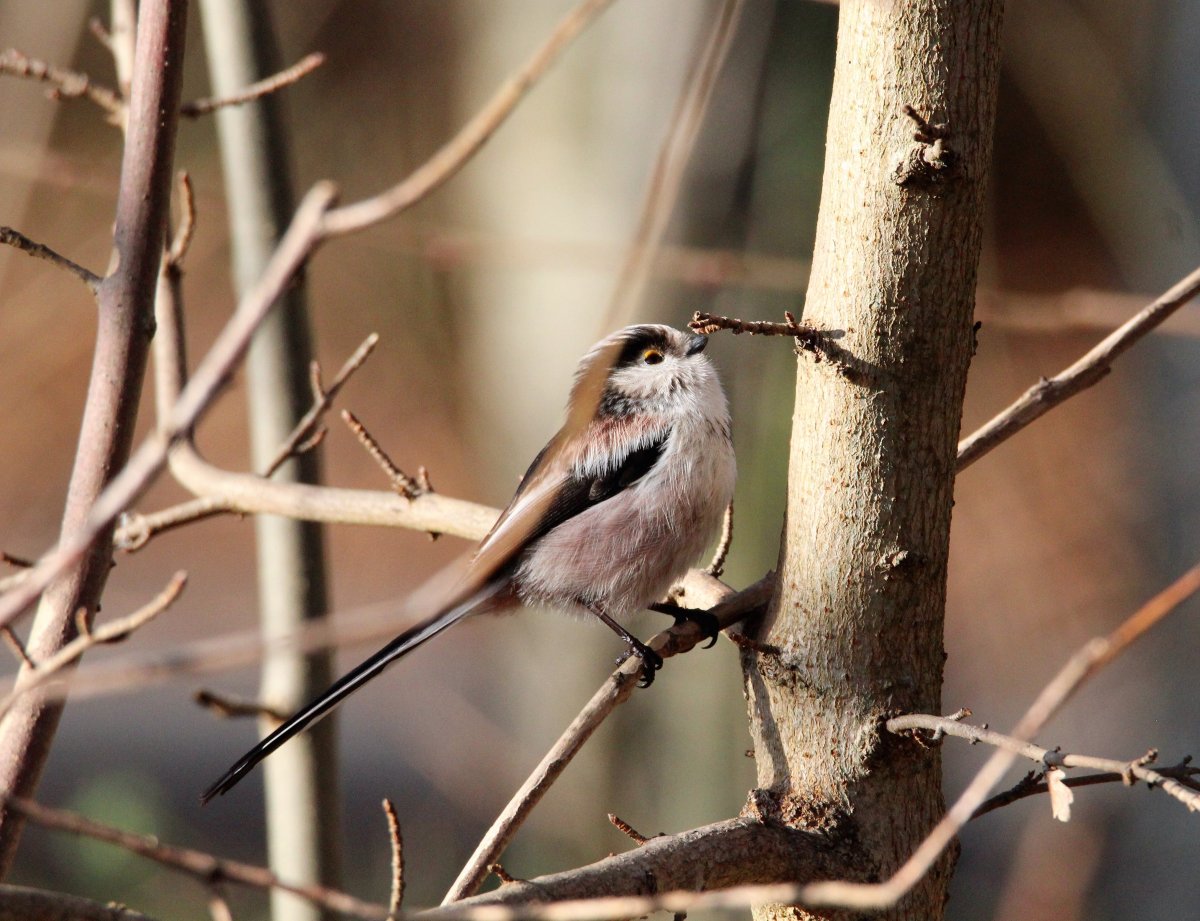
[530,431,669,544]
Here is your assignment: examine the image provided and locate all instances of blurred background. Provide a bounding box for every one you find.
[0,1,1198,919]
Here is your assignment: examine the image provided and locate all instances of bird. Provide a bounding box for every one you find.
[201,324,736,804]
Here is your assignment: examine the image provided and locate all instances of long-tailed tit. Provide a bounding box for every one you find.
[202,324,736,803]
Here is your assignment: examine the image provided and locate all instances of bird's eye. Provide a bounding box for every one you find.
[642,348,664,365]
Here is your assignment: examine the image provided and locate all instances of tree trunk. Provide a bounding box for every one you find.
[745,2,1004,918]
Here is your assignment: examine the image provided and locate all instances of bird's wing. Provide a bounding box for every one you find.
[468,416,671,583]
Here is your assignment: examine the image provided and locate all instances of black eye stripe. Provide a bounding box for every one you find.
[614,327,671,367]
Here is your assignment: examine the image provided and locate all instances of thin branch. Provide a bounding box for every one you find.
[115,497,234,551]
[887,714,1200,815]
[167,170,197,267]
[974,759,1199,818]
[704,501,734,577]
[341,411,427,500]
[383,798,405,915]
[1,795,387,919]
[0,573,187,719]
[0,226,102,293]
[602,0,746,330]
[689,310,856,376]
[205,886,234,921]
[319,0,618,236]
[181,52,325,117]
[0,48,123,119]
[606,813,649,846]
[261,333,379,478]
[193,689,286,723]
[442,574,773,903]
[957,263,1200,470]
[0,629,34,669]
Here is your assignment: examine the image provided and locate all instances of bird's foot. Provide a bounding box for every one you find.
[617,639,664,687]
[649,601,720,648]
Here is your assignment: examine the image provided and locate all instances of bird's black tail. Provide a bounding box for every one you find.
[201,581,502,804]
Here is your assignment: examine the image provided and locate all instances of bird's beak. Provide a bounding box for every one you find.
[686,334,708,356]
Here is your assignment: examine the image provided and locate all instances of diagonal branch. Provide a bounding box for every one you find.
[957,263,1200,470]
[180,51,325,117]
[0,226,102,293]
[443,574,772,902]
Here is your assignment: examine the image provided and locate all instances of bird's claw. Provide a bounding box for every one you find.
[617,641,664,687]
[649,602,720,648]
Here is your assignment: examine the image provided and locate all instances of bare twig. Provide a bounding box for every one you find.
[0,48,123,119]
[261,333,380,478]
[0,226,102,293]
[607,813,649,845]
[887,714,1200,815]
[341,411,426,499]
[206,886,234,921]
[181,52,325,117]
[115,497,234,551]
[603,0,746,330]
[0,573,187,720]
[193,689,287,723]
[167,170,197,267]
[489,864,519,885]
[1,795,387,919]
[975,758,1199,818]
[957,264,1200,470]
[442,574,773,903]
[704,502,734,577]
[383,798,405,915]
[0,629,33,669]
[689,310,856,376]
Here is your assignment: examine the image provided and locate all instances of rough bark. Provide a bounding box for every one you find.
[449,818,842,908]
[743,2,1004,919]
[0,0,187,876]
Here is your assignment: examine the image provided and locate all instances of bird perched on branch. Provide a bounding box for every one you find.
[202,324,736,803]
